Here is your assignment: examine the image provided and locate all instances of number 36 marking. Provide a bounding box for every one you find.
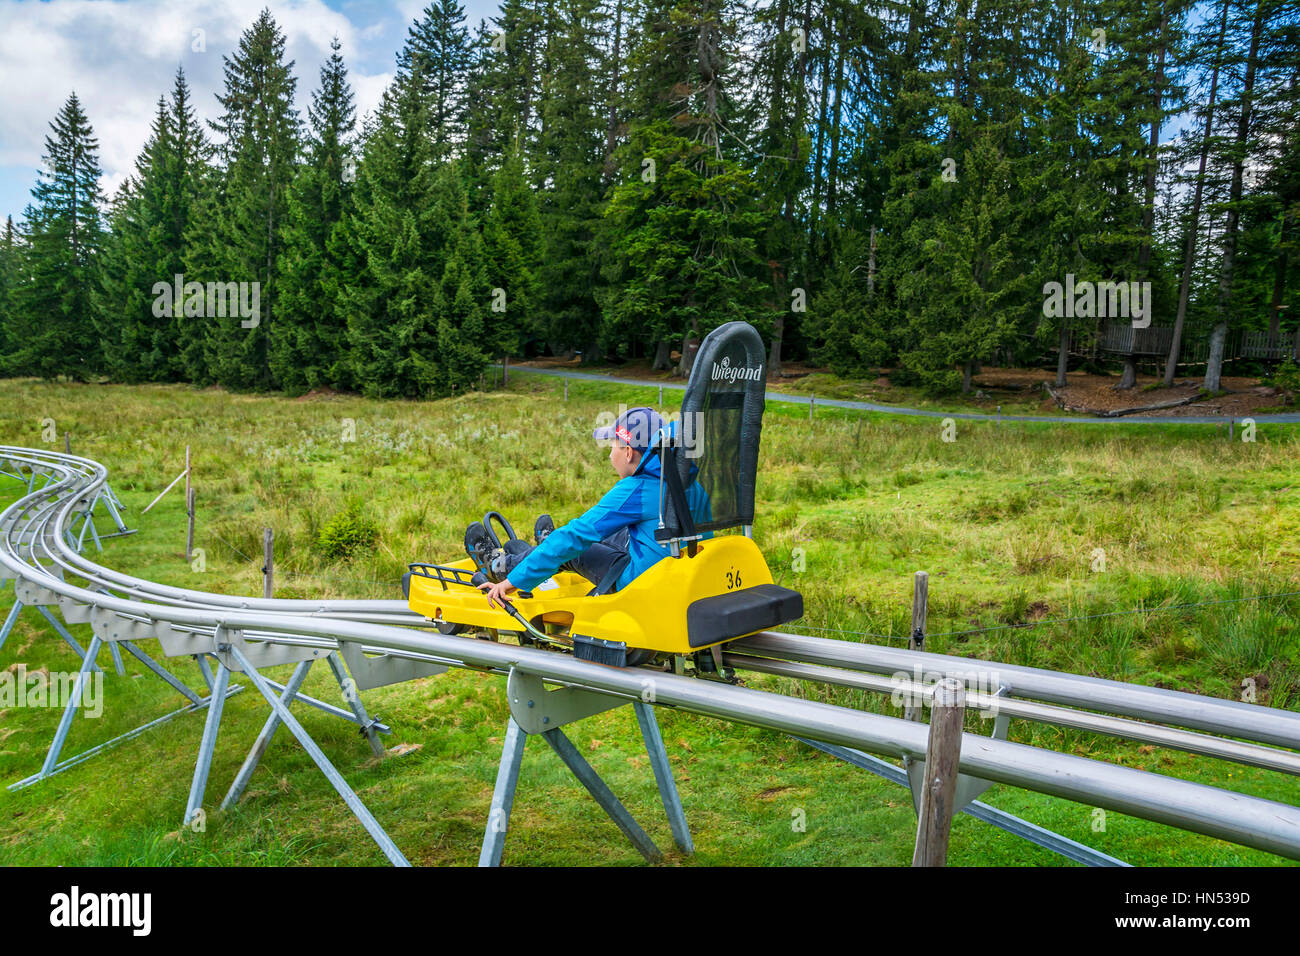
[725,569,742,590]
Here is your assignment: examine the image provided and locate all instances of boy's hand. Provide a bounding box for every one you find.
[478,579,518,609]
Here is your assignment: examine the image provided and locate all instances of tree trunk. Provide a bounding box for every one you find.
[825,15,846,216]
[652,339,671,371]
[867,225,878,294]
[603,0,624,183]
[1165,0,1229,385]
[961,361,973,394]
[1056,320,1070,388]
[1267,244,1286,345]
[1119,355,1138,389]
[1205,323,1228,391]
[768,313,784,379]
[1204,0,1266,392]
[1125,4,1166,390]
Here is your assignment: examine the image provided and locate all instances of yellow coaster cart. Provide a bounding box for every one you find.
[404,321,803,677]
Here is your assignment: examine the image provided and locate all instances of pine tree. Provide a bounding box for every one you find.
[97,69,210,382]
[599,0,767,371]
[271,37,357,394]
[483,148,543,360]
[433,163,491,394]
[534,0,608,358]
[398,0,473,158]
[339,69,443,398]
[10,93,105,380]
[0,216,17,370]
[197,8,300,391]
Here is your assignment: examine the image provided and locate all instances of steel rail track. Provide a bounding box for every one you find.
[2,445,1300,860]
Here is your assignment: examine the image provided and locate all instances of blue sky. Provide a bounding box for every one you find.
[0,0,504,223]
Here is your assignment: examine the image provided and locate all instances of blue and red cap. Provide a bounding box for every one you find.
[592,406,666,455]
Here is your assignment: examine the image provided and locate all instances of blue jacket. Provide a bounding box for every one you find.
[505,420,712,593]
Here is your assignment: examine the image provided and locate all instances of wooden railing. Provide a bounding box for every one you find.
[1073,323,1298,365]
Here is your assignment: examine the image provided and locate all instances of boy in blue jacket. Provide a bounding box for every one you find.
[469,406,710,609]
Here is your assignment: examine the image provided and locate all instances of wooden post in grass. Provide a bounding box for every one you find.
[262,528,274,599]
[659,385,663,407]
[185,487,195,562]
[912,677,964,867]
[184,447,194,561]
[503,355,508,387]
[809,392,815,421]
[64,433,71,455]
[564,380,568,402]
[905,571,929,722]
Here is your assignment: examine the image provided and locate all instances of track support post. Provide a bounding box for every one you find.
[912,677,964,866]
[480,668,692,866]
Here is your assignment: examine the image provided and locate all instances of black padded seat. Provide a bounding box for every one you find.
[686,584,804,648]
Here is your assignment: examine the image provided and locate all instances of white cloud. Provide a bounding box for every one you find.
[0,0,393,198]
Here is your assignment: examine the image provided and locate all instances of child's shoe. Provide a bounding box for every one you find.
[534,514,555,545]
[464,521,504,582]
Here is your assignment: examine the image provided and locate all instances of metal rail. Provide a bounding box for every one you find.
[2,446,1300,861]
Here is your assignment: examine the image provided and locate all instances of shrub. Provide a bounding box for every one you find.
[1272,360,1300,405]
[317,503,380,560]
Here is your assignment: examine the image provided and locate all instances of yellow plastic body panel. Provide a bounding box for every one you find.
[407,534,777,654]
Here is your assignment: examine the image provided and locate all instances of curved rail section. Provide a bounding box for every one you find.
[2,445,1299,865]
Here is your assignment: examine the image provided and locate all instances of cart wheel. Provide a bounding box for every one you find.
[625,647,657,668]
[436,619,467,635]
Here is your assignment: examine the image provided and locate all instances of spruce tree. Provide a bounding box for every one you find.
[599,0,767,371]
[483,147,543,361]
[0,216,17,370]
[197,8,300,391]
[339,69,443,398]
[432,163,491,394]
[397,0,473,158]
[10,92,105,380]
[535,0,608,359]
[97,69,210,382]
[271,36,357,393]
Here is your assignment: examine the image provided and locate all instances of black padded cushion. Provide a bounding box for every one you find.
[686,584,803,648]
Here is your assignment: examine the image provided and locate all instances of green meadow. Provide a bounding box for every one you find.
[0,374,1297,866]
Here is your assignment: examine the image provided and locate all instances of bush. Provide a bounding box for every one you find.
[1272,360,1300,405]
[317,503,380,560]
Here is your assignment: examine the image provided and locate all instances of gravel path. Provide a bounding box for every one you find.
[504,365,1300,426]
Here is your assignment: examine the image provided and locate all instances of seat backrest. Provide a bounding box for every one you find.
[657,321,766,544]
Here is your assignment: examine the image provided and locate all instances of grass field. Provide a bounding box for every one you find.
[1,374,1298,866]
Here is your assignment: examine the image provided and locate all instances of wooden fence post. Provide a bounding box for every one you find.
[905,571,929,722]
[912,677,965,867]
[185,487,195,562]
[263,528,274,599]
[809,392,815,421]
[64,433,71,455]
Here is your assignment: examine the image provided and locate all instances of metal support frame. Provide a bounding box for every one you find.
[903,686,1012,814]
[4,590,248,791]
[221,642,409,866]
[8,636,242,792]
[795,733,1129,867]
[479,668,692,866]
